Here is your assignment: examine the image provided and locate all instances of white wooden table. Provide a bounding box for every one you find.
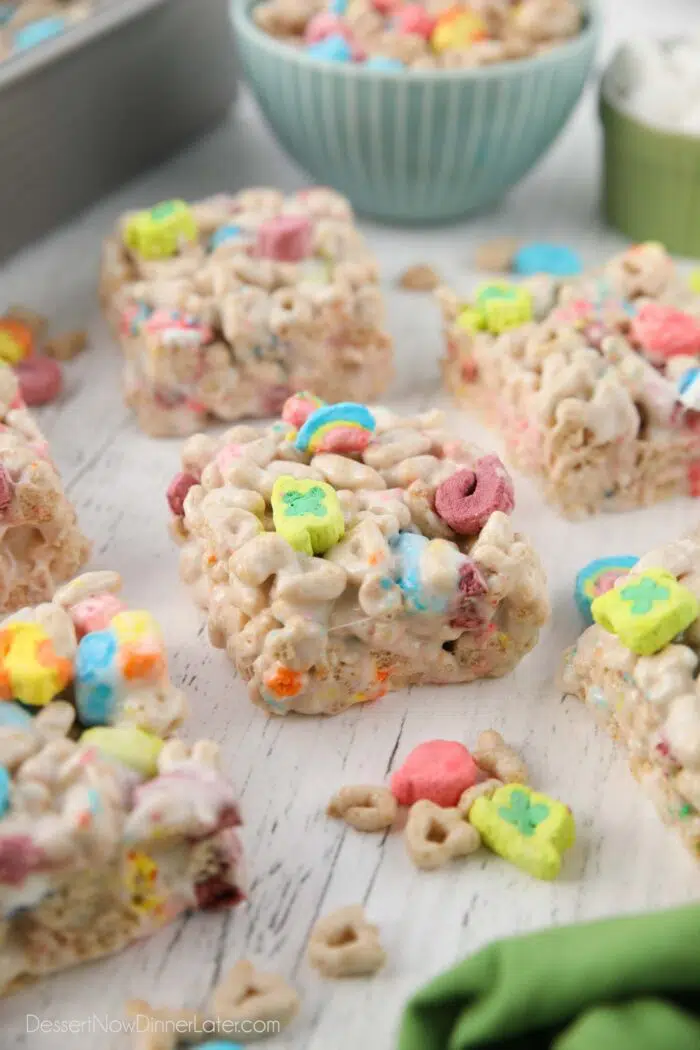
[3,2,699,1046]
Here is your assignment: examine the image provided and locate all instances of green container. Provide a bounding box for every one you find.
[601,87,700,258]
[234,0,599,223]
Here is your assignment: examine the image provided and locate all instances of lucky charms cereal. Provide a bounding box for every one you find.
[100,188,393,436]
[563,526,700,861]
[253,0,583,71]
[168,395,549,715]
[440,243,700,517]
[0,571,244,995]
[0,364,89,615]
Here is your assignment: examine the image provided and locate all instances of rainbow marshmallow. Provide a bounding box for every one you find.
[575,556,638,625]
[294,402,376,454]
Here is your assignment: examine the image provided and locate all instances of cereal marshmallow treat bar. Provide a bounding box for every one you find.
[0,365,89,614]
[0,571,244,994]
[562,528,700,860]
[440,243,700,517]
[100,188,393,437]
[169,393,549,715]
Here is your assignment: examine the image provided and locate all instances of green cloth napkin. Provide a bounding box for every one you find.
[397,905,700,1050]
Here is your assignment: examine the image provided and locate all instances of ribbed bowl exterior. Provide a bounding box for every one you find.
[602,95,700,258]
[234,0,599,222]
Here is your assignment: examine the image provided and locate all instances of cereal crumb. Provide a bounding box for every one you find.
[398,264,441,292]
[474,238,520,273]
[44,330,89,361]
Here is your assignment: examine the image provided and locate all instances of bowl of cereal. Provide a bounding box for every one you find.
[233,0,599,222]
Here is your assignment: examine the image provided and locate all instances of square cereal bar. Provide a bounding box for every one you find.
[440,243,700,517]
[100,188,393,437]
[0,571,244,995]
[168,393,549,716]
[0,365,89,614]
[562,529,700,860]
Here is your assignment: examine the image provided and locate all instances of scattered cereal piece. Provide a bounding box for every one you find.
[469,783,575,880]
[474,238,521,273]
[43,330,88,361]
[209,959,300,1032]
[391,740,479,807]
[307,904,386,977]
[513,242,582,277]
[690,270,700,295]
[456,778,503,818]
[434,455,514,534]
[473,730,528,784]
[592,568,699,656]
[398,264,441,292]
[271,475,345,556]
[327,784,397,831]
[125,1000,208,1050]
[14,354,62,406]
[574,556,638,626]
[405,799,481,869]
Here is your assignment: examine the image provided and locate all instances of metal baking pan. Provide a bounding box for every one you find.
[0,0,238,262]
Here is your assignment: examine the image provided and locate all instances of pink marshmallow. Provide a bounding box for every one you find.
[391,740,479,807]
[70,594,126,637]
[255,215,313,263]
[394,4,436,38]
[305,12,351,44]
[215,444,245,472]
[631,303,700,360]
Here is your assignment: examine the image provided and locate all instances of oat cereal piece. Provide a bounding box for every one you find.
[0,365,89,614]
[169,396,549,716]
[327,784,397,831]
[398,264,441,292]
[0,573,244,995]
[99,188,393,436]
[474,237,521,273]
[209,959,300,1034]
[562,526,700,861]
[307,904,386,977]
[473,730,529,784]
[126,1001,207,1050]
[43,330,88,362]
[405,799,481,869]
[440,242,700,517]
[456,778,503,818]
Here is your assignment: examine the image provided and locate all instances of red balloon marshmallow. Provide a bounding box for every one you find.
[434,454,514,534]
[391,741,479,808]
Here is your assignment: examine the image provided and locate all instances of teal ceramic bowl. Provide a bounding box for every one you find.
[233,0,599,222]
